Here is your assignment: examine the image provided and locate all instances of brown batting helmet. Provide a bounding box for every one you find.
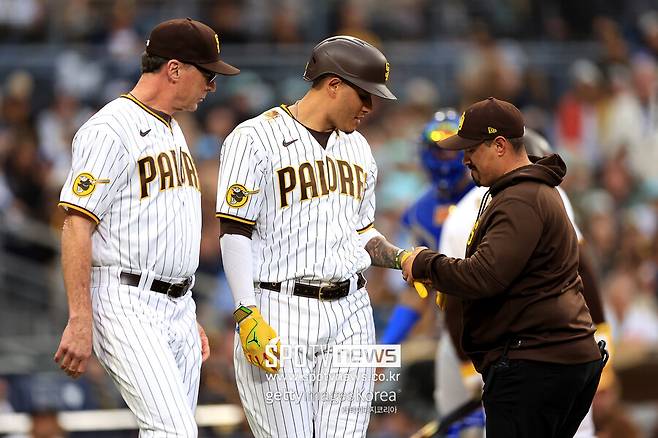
[303,36,396,100]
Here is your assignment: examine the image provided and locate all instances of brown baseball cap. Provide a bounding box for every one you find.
[437,97,525,150]
[145,18,240,76]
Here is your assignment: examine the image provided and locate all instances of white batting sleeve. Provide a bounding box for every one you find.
[356,151,378,230]
[216,129,267,224]
[359,227,384,248]
[220,233,257,309]
[59,125,129,222]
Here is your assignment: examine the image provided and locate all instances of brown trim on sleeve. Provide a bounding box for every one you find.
[215,212,256,226]
[58,202,100,224]
[357,223,375,234]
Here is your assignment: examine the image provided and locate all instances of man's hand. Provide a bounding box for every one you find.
[400,247,428,287]
[54,316,93,379]
[235,306,280,373]
[400,248,448,308]
[198,322,210,363]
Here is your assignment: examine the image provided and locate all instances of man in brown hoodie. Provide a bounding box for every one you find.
[401,97,606,438]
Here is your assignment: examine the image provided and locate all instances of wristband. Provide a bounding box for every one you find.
[233,305,254,323]
[395,249,410,269]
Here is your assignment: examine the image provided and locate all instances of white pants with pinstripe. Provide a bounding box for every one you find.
[91,267,201,437]
[235,285,376,438]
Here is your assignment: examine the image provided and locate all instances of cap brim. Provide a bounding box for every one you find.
[351,79,397,100]
[437,134,482,150]
[201,59,240,76]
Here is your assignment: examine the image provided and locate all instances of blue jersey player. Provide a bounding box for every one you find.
[382,108,473,345]
[400,109,474,250]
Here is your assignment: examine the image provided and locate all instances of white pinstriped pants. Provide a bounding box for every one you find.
[91,267,201,437]
[235,286,376,438]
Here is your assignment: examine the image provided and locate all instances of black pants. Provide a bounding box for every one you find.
[482,358,603,438]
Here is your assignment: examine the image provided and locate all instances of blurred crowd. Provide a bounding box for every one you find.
[1,0,658,437]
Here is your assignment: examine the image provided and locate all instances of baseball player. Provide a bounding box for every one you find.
[53,18,239,437]
[216,36,410,437]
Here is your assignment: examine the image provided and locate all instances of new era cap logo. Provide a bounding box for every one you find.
[487,127,497,134]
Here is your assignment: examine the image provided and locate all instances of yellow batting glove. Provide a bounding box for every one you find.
[414,282,428,298]
[399,251,429,298]
[234,305,280,374]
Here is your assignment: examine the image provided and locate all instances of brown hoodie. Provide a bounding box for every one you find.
[412,154,601,372]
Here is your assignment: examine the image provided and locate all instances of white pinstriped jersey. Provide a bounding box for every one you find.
[59,94,202,279]
[216,105,377,283]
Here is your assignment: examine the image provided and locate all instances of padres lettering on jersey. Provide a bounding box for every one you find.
[59,94,201,279]
[137,149,199,199]
[276,158,366,208]
[216,105,377,283]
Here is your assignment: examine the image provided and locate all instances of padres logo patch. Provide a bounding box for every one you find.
[226,184,260,208]
[72,173,110,197]
[458,112,465,131]
[385,62,390,81]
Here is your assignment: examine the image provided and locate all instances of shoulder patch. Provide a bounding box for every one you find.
[72,172,110,197]
[226,184,260,208]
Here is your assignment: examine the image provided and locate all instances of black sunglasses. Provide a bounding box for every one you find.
[190,63,217,84]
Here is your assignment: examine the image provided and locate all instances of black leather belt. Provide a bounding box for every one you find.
[120,272,192,298]
[258,273,366,300]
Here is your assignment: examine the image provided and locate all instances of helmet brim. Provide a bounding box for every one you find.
[352,80,397,100]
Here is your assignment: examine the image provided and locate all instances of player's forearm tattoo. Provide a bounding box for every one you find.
[365,236,402,269]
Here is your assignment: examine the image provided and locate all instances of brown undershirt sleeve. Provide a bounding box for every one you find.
[219,218,254,238]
